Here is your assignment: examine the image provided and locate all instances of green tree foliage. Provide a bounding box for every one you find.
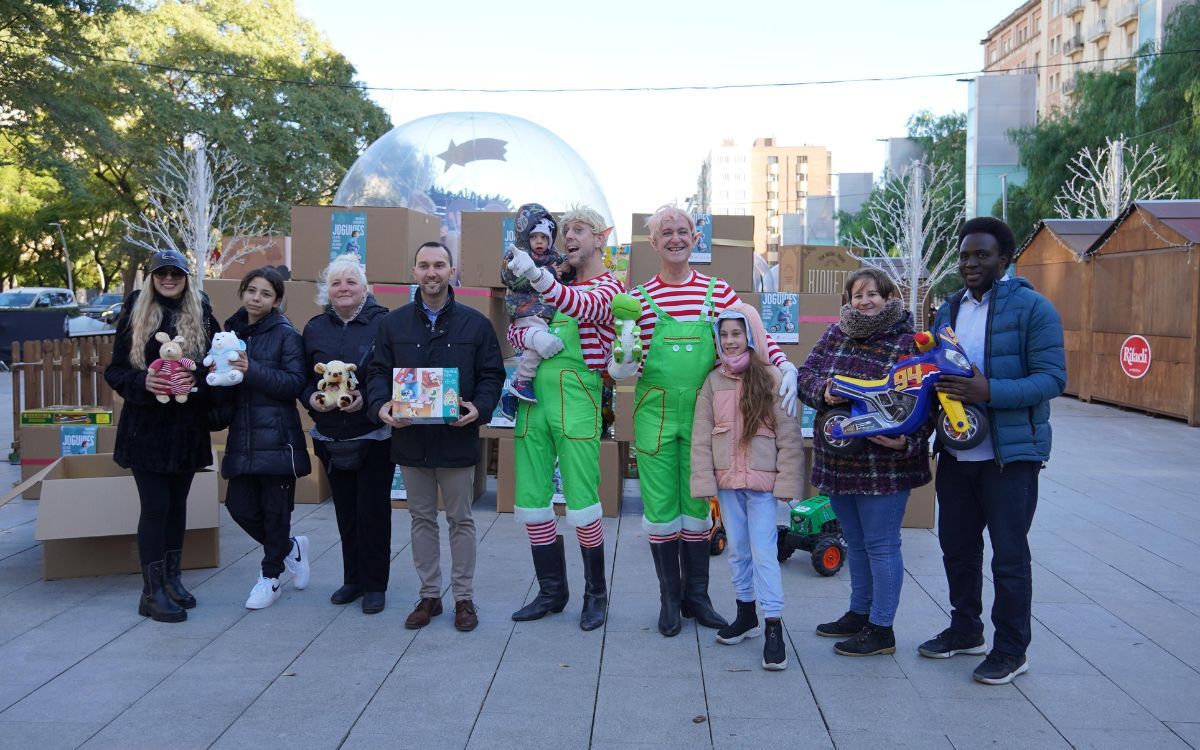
[0,0,390,291]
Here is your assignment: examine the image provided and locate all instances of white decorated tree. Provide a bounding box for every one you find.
[845,160,965,324]
[1054,136,1177,220]
[124,136,271,287]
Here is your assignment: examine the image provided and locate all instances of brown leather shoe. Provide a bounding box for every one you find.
[404,597,443,629]
[454,599,478,632]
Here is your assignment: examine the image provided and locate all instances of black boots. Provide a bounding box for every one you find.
[762,618,788,670]
[139,561,186,623]
[162,549,196,609]
[512,536,569,621]
[649,539,683,636]
[717,599,762,645]
[579,543,607,631]
[679,540,728,629]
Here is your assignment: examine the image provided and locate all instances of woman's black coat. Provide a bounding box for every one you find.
[300,295,389,440]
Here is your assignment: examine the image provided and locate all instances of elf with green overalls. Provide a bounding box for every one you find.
[504,205,622,631]
[609,206,799,637]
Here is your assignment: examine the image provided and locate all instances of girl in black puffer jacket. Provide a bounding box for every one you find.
[217,267,312,611]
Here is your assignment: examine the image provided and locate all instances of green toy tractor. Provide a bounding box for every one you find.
[776,495,847,577]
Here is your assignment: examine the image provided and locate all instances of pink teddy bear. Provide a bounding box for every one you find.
[148,332,198,404]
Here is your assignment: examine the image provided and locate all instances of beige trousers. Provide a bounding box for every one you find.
[398,464,477,601]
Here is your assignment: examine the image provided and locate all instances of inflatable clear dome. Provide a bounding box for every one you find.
[334,111,616,247]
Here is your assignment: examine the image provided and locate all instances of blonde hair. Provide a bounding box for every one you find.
[560,204,609,236]
[129,276,208,369]
[317,253,369,306]
[645,205,695,239]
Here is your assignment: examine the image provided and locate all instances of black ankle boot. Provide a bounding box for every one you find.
[512,536,569,621]
[716,600,761,645]
[649,539,682,637]
[762,618,788,670]
[834,622,897,657]
[579,543,607,632]
[679,540,728,629]
[139,561,186,623]
[162,549,196,609]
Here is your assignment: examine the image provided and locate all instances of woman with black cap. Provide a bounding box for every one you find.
[104,249,221,623]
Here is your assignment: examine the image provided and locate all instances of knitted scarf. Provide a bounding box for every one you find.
[838,298,905,340]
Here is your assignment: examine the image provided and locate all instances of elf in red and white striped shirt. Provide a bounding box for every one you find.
[505,205,621,632]
[607,206,800,638]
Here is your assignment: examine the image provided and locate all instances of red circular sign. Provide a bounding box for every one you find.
[1119,335,1151,379]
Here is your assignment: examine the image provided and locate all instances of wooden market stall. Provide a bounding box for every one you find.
[1085,200,1200,425]
[1015,219,1111,398]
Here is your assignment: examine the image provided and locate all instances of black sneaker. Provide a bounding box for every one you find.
[815,610,869,638]
[762,618,788,671]
[973,652,1029,685]
[716,600,761,645]
[917,627,987,659]
[834,622,896,656]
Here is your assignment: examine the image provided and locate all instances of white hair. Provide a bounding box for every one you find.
[316,253,369,306]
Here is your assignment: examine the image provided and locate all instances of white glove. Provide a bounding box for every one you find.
[778,361,799,418]
[528,329,564,359]
[506,244,543,283]
[607,357,640,381]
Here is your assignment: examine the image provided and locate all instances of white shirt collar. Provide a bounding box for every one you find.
[961,274,1010,305]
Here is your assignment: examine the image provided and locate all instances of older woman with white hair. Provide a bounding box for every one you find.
[301,253,393,613]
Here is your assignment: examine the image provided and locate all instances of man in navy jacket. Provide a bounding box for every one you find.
[917,217,1066,686]
[367,241,505,633]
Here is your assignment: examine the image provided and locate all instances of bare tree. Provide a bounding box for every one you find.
[1054,136,1177,220]
[124,137,269,287]
[845,160,964,323]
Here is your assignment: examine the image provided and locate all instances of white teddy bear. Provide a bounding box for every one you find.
[203,331,246,386]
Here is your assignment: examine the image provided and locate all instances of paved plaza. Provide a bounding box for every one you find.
[1,374,1199,748]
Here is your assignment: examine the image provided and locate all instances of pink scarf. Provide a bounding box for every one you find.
[720,350,751,374]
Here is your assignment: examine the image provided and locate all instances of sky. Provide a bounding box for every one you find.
[294,0,1019,238]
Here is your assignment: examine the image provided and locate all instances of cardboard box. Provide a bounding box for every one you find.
[201,278,243,325]
[20,406,112,426]
[34,454,220,579]
[496,438,626,518]
[778,245,862,294]
[613,386,635,442]
[629,214,755,292]
[201,278,323,329]
[290,205,442,283]
[457,211,514,289]
[800,439,935,529]
[390,367,460,423]
[19,424,118,499]
[218,235,291,280]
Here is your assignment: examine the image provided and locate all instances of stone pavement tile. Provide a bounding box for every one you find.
[1018,621,1102,676]
[827,728,953,749]
[707,717,832,749]
[591,674,711,746]
[79,676,269,750]
[466,709,594,749]
[341,728,465,750]
[1165,721,1200,747]
[892,649,1028,700]
[1062,637,1200,723]
[598,628,703,679]
[1054,726,1193,749]
[1087,594,1200,671]
[1030,562,1092,604]
[807,674,932,734]
[1015,673,1165,731]
[0,652,185,724]
[1034,601,1149,642]
[479,658,599,715]
[602,591,666,633]
[927,695,1067,747]
[698,633,823,723]
[0,720,103,749]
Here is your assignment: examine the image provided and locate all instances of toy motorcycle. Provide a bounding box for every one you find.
[814,325,990,456]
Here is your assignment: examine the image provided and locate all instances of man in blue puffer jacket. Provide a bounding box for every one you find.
[917,217,1065,686]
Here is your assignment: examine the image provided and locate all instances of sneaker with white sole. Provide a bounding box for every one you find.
[973,652,1029,685]
[246,576,282,609]
[284,535,310,590]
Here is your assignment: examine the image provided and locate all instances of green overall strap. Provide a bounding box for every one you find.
[637,284,674,322]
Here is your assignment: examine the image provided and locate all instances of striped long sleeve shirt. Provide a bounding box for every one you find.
[507,271,622,372]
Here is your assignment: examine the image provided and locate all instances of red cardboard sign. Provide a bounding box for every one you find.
[1119,335,1151,379]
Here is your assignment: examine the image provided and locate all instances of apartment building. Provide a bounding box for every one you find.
[694,138,832,262]
[983,0,1187,118]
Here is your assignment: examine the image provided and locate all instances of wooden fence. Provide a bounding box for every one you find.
[8,337,115,460]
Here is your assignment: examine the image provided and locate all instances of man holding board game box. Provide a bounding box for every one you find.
[367,240,505,633]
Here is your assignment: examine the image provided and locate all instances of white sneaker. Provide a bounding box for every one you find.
[246,576,282,609]
[284,535,310,590]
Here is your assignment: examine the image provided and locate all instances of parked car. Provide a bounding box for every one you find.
[99,301,122,325]
[0,287,79,313]
[81,292,123,323]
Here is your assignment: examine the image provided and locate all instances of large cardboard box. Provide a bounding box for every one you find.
[202,278,323,329]
[801,439,935,529]
[628,214,755,292]
[496,438,626,518]
[778,245,862,294]
[34,454,220,579]
[613,386,635,442]
[218,236,291,280]
[19,424,118,499]
[290,205,442,283]
[457,211,514,289]
[201,278,243,325]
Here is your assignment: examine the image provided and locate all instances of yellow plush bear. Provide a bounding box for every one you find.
[314,360,359,409]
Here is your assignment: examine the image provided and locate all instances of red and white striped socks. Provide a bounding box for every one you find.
[680,529,710,544]
[576,519,604,548]
[525,519,557,546]
[648,531,679,545]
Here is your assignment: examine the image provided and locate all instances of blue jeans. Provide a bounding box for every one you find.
[829,491,909,627]
[717,489,784,618]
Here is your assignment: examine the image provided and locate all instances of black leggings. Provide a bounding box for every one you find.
[226,474,296,579]
[131,469,195,565]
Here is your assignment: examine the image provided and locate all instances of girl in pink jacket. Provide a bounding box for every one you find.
[691,304,802,671]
